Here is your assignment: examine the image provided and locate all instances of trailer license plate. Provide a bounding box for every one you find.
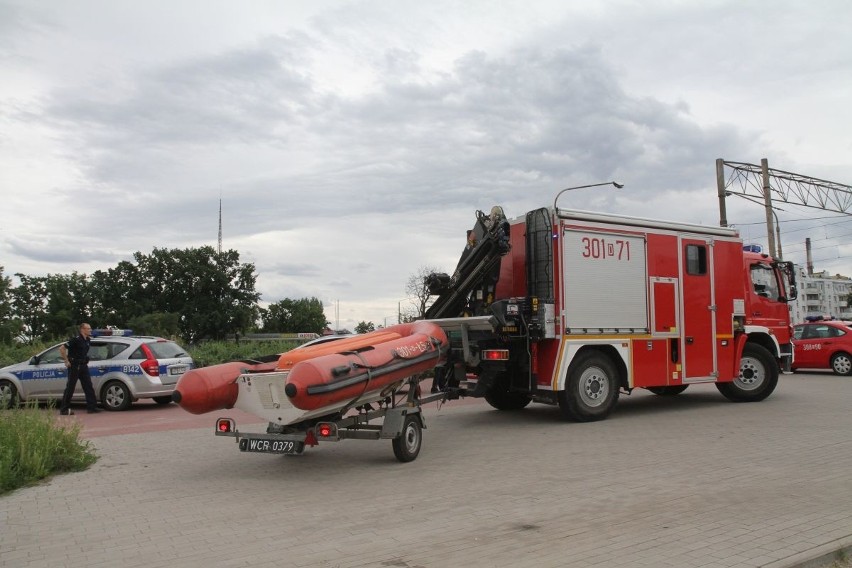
[239,438,297,454]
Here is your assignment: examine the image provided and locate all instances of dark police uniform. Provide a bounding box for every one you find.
[60,333,98,414]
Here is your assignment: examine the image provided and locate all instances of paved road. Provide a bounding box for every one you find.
[2,373,851,568]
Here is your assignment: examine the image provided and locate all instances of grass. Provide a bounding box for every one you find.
[830,549,851,567]
[0,402,98,496]
[0,339,299,496]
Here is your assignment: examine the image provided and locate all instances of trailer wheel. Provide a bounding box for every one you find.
[558,351,620,422]
[647,385,689,396]
[392,414,422,463]
[484,372,532,410]
[717,343,778,402]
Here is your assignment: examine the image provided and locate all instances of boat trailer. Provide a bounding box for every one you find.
[214,376,455,463]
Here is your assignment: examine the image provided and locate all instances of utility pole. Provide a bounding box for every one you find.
[716,158,728,227]
[761,159,777,258]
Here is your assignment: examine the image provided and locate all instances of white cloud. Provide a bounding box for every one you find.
[1,0,851,330]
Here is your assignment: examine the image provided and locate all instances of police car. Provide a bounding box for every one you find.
[0,330,194,411]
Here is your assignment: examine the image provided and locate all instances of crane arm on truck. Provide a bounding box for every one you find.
[425,207,511,319]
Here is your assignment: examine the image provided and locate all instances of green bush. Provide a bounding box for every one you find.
[188,339,301,367]
[0,402,97,495]
[0,340,55,369]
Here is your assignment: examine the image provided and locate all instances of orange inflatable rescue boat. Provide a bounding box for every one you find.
[173,321,448,425]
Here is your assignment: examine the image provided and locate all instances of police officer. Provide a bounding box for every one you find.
[59,323,100,415]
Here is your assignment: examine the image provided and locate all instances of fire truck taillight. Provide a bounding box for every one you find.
[216,418,235,433]
[482,349,510,361]
[316,423,337,438]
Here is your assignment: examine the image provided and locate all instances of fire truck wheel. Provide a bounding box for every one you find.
[647,385,689,396]
[830,352,852,376]
[392,414,422,463]
[484,373,532,410]
[717,343,779,402]
[558,351,620,422]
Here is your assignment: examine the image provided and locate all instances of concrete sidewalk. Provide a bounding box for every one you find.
[2,373,851,568]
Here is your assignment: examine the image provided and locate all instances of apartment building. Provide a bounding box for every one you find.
[789,267,852,323]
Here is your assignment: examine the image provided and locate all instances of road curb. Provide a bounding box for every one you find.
[761,536,852,568]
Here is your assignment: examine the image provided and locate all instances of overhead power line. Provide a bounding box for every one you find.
[717,158,852,259]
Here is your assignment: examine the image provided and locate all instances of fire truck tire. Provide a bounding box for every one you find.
[717,343,778,402]
[647,385,689,396]
[558,351,620,422]
[830,352,852,376]
[484,373,532,410]
[392,414,422,463]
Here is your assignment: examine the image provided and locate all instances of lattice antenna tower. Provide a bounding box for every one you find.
[218,197,223,254]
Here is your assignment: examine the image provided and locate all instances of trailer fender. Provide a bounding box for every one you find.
[380,407,423,439]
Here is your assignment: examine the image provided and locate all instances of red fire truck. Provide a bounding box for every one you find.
[427,202,796,422]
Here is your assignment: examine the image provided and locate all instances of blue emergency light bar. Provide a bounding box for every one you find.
[91,329,133,337]
[743,244,763,253]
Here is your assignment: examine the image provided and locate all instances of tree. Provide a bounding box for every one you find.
[4,246,261,343]
[43,273,92,338]
[127,312,180,338]
[11,274,48,341]
[89,261,147,325]
[131,246,260,343]
[0,266,22,343]
[261,297,328,334]
[355,321,375,334]
[404,265,442,320]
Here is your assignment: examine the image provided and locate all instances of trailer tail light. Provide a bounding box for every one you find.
[216,418,235,433]
[483,349,510,361]
[316,422,337,439]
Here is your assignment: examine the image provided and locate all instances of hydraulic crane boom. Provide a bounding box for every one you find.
[424,207,511,319]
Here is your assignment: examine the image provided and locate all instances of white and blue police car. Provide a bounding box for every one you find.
[0,330,194,411]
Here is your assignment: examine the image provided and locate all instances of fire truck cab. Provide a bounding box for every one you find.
[428,204,796,422]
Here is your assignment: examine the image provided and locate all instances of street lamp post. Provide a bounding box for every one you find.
[553,181,624,210]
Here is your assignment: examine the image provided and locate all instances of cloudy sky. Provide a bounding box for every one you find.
[2,0,851,331]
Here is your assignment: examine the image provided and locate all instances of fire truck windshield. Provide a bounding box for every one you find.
[751,263,781,300]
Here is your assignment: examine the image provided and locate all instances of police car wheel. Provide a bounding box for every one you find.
[0,380,18,409]
[102,380,132,411]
